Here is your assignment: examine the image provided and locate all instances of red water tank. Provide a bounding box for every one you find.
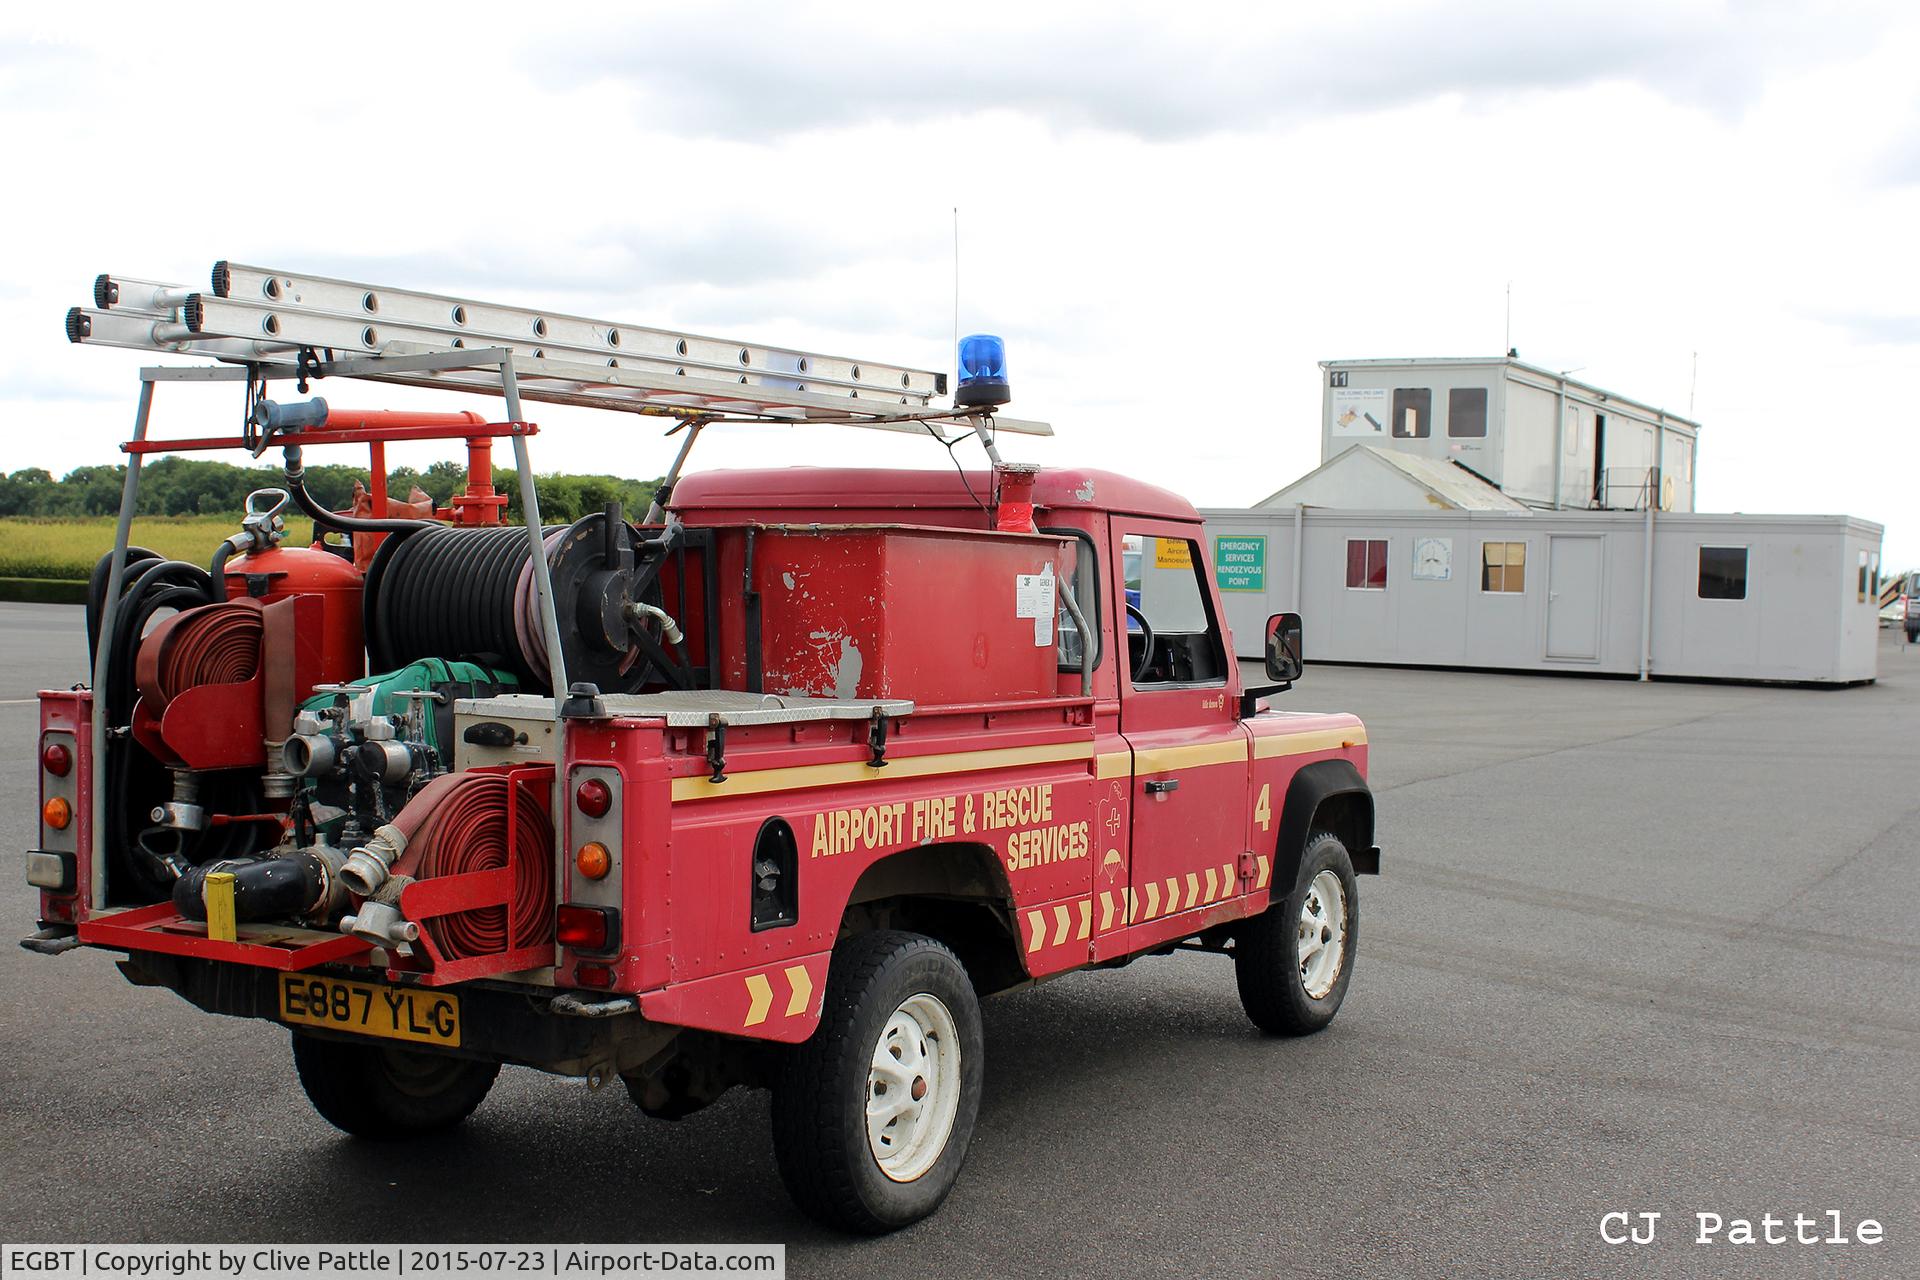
[225,545,366,687]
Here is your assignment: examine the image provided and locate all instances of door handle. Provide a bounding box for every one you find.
[1144,779,1180,795]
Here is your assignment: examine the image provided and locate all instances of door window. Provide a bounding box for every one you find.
[1121,534,1227,686]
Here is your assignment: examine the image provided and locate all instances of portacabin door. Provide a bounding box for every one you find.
[1112,522,1251,947]
[1546,534,1605,661]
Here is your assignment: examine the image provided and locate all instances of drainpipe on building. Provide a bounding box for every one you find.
[1552,373,1567,511]
[1292,503,1305,612]
[1639,499,1656,681]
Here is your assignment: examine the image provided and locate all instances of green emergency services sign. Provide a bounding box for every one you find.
[1214,535,1266,592]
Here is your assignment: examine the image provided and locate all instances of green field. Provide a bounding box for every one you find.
[0,515,322,592]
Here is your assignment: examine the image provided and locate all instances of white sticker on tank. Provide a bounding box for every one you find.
[1016,565,1056,647]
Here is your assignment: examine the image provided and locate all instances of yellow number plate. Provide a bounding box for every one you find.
[279,974,461,1047]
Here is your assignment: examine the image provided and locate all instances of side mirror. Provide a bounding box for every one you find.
[1264,612,1303,683]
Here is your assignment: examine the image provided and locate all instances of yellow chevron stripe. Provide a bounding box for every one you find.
[1052,903,1072,946]
[1077,898,1092,940]
[673,739,1096,802]
[1100,891,1116,932]
[743,973,773,1027]
[1203,866,1218,901]
[783,965,812,1017]
[1218,862,1234,899]
[1026,909,1047,954]
[1184,872,1200,911]
[1142,882,1160,919]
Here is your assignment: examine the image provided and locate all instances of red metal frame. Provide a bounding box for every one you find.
[77,901,373,970]
[123,421,536,454]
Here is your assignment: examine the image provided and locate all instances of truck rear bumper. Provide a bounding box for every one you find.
[118,951,673,1078]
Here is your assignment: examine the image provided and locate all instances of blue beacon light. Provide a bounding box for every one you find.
[955,333,1010,409]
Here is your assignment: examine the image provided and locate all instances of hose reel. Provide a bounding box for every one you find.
[364,510,690,693]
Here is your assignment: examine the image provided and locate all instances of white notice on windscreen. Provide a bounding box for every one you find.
[1015,566,1055,647]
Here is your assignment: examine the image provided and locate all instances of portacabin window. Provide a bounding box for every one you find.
[1391,388,1431,439]
[1480,541,1526,593]
[1699,546,1748,600]
[1448,387,1489,438]
[1346,538,1388,590]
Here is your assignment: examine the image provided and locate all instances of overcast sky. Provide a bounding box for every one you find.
[4,2,1917,562]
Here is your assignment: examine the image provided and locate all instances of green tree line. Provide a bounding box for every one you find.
[0,457,665,525]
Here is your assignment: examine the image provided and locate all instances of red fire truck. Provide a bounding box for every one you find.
[29,264,1377,1232]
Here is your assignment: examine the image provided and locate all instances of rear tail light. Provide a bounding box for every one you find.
[575,778,612,817]
[556,903,619,953]
[42,797,72,831]
[42,742,72,777]
[575,963,615,989]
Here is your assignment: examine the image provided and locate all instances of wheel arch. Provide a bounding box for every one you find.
[1275,758,1378,894]
[839,843,1027,996]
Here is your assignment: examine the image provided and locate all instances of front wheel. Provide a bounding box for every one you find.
[1234,830,1359,1035]
[770,931,983,1233]
[291,1033,499,1139]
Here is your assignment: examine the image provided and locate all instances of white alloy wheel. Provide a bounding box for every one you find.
[1297,869,1349,999]
[866,992,962,1183]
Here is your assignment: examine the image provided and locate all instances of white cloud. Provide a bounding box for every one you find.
[2,1,1918,565]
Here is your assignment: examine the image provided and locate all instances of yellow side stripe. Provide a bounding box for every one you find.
[1133,739,1249,773]
[672,740,1095,802]
[1095,751,1132,779]
[1252,727,1366,759]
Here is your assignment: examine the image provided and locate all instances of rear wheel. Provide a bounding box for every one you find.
[1234,830,1359,1035]
[291,1033,499,1139]
[770,931,983,1233]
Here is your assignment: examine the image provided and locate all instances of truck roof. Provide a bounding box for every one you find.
[670,466,1200,523]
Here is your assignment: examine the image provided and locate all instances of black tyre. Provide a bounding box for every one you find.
[771,931,983,1234]
[291,1033,499,1139]
[1234,830,1359,1036]
[1907,624,1918,644]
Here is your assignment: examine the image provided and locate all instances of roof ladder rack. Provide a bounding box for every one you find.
[68,260,1051,435]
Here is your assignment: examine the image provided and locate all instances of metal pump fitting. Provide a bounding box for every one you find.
[339,898,418,957]
[151,769,207,831]
[354,740,415,784]
[282,733,337,777]
[339,824,407,897]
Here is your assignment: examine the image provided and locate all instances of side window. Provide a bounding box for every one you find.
[1120,533,1227,687]
[1481,541,1526,592]
[1391,388,1431,439]
[1448,387,1489,438]
[1699,546,1748,600]
[1345,538,1388,590]
[1041,527,1102,673]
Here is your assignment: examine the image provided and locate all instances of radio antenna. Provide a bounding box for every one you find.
[951,207,961,365]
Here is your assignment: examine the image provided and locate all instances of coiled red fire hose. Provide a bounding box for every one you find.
[134,603,262,710]
[387,772,554,960]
